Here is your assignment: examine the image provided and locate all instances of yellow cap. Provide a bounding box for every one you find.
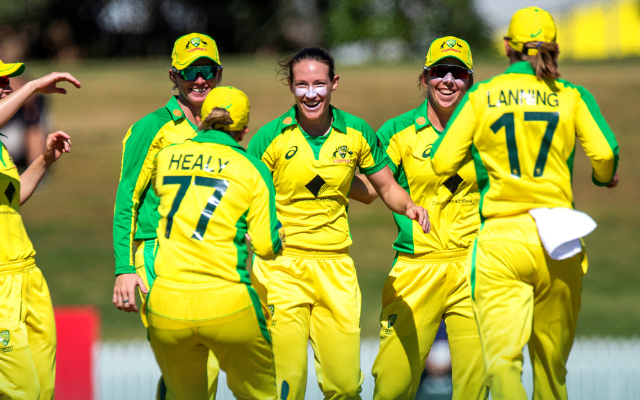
[201,86,250,131]
[0,59,25,77]
[424,36,473,70]
[506,7,557,54]
[171,33,220,70]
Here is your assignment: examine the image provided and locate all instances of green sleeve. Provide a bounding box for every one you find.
[247,119,281,169]
[113,117,164,275]
[357,119,389,175]
[376,119,400,174]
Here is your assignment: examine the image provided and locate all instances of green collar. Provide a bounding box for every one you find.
[505,61,536,76]
[166,96,186,122]
[412,99,442,133]
[412,99,430,131]
[191,129,245,150]
[277,105,348,135]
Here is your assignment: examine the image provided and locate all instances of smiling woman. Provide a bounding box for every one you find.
[247,47,430,400]
[111,32,222,399]
[369,36,488,400]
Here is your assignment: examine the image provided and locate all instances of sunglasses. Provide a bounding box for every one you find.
[425,65,472,80]
[0,76,9,88]
[173,65,221,81]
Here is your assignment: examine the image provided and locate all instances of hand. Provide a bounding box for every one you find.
[406,204,431,233]
[245,233,252,242]
[42,131,71,165]
[30,72,81,95]
[606,171,619,188]
[112,273,148,313]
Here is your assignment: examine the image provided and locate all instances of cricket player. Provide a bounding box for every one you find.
[111,33,222,398]
[429,7,619,399]
[365,36,487,400]
[146,86,282,400]
[0,62,81,399]
[248,47,429,400]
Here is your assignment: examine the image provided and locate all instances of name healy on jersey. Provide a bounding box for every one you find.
[487,89,559,108]
[167,153,229,173]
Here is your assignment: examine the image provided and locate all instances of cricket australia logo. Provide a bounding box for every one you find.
[0,330,12,353]
[185,37,210,54]
[332,145,354,164]
[384,314,397,335]
[441,39,463,52]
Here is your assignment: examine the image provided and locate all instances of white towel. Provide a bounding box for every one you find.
[528,208,597,260]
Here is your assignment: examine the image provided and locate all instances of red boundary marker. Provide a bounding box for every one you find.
[54,306,100,400]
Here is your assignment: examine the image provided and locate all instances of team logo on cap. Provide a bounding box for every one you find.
[220,102,232,110]
[531,29,542,38]
[186,37,208,50]
[441,39,463,50]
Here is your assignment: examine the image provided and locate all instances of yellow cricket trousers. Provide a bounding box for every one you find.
[147,277,277,400]
[135,239,219,399]
[0,257,56,400]
[372,249,488,400]
[252,247,363,400]
[470,213,586,400]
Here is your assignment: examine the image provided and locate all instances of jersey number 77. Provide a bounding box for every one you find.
[162,175,229,241]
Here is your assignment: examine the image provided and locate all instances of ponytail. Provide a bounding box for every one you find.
[199,107,244,140]
[518,42,561,80]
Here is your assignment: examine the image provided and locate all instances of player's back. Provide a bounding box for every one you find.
[464,62,618,218]
[153,131,282,285]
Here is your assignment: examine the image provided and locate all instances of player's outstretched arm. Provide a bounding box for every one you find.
[367,165,431,233]
[0,72,81,128]
[19,131,71,205]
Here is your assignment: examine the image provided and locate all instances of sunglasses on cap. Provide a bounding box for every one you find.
[424,65,472,80]
[173,65,221,81]
[0,76,9,88]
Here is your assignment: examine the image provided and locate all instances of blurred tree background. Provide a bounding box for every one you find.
[0,0,492,62]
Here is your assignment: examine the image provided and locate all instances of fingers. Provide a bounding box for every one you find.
[245,233,252,242]
[137,276,148,294]
[124,280,139,313]
[54,72,81,88]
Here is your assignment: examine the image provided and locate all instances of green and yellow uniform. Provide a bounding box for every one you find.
[430,60,619,399]
[113,96,197,321]
[371,99,487,400]
[148,129,283,400]
[248,105,388,400]
[0,142,56,400]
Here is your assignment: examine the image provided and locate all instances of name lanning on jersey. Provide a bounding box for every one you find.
[487,89,559,108]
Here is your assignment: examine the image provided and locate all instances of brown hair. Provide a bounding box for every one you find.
[513,42,560,80]
[277,47,336,84]
[199,107,243,140]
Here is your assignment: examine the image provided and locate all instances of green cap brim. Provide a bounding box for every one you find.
[0,63,25,77]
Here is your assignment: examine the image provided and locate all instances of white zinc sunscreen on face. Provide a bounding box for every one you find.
[294,85,328,98]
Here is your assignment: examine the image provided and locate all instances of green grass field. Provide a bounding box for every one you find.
[20,56,640,340]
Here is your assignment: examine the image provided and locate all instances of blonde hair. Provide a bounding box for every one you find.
[199,107,244,140]
[513,42,560,80]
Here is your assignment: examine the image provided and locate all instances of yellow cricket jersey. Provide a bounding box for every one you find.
[248,105,389,251]
[431,61,619,219]
[113,97,197,275]
[377,100,480,254]
[152,129,283,286]
[0,141,35,264]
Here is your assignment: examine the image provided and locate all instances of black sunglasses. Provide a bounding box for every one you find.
[424,65,472,80]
